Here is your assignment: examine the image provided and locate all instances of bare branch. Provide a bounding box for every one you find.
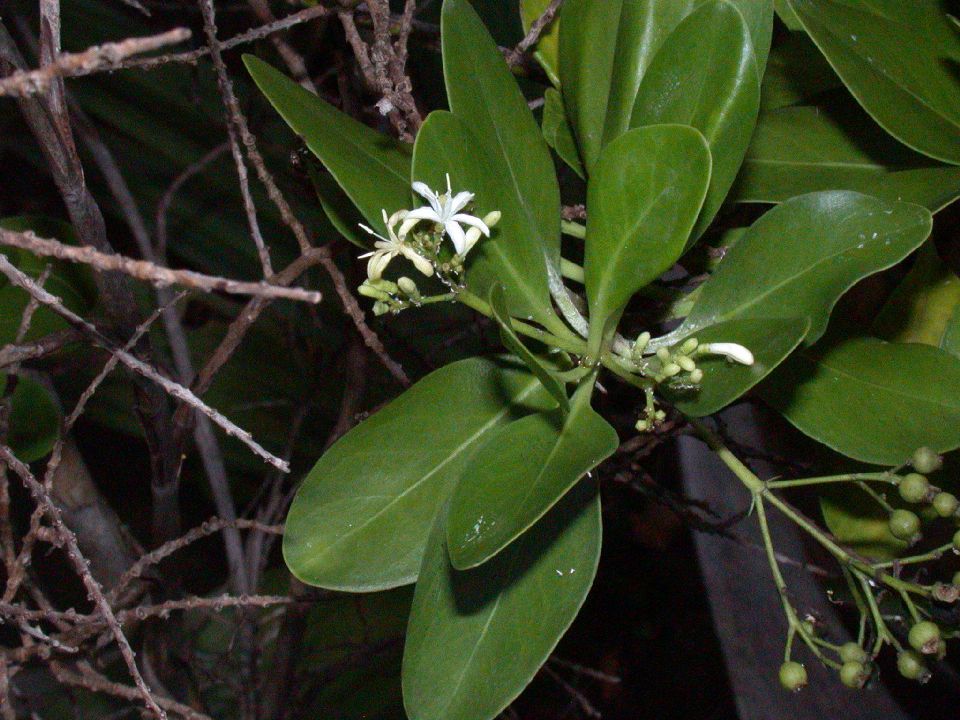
[0,28,191,97]
[506,0,563,67]
[0,255,290,472]
[0,228,322,303]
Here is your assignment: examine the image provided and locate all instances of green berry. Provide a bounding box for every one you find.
[912,447,943,474]
[840,660,870,689]
[839,642,867,664]
[933,492,958,518]
[898,473,930,504]
[897,650,930,682]
[779,661,808,692]
[908,621,941,654]
[888,509,921,541]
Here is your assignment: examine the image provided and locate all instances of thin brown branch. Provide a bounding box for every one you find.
[0,447,167,720]
[0,229,322,303]
[0,28,191,97]
[0,327,80,368]
[506,0,563,66]
[0,255,290,472]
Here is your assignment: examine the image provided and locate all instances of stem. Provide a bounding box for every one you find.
[561,220,585,239]
[766,473,896,490]
[560,258,584,283]
[856,480,894,513]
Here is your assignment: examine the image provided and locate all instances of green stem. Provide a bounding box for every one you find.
[560,258,585,284]
[856,480,894,513]
[872,542,953,570]
[766,473,896,490]
[561,220,586,239]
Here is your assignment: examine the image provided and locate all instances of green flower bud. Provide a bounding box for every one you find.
[679,337,699,355]
[678,356,697,373]
[897,650,930,682]
[839,642,868,664]
[635,418,650,432]
[840,661,870,689]
[654,409,666,421]
[661,363,681,378]
[933,492,958,518]
[898,473,930,504]
[779,661,807,692]
[632,331,651,357]
[689,368,704,384]
[397,276,420,300]
[908,621,941,655]
[888,509,921,541]
[656,347,671,362]
[483,210,502,228]
[372,301,390,316]
[912,446,943,474]
[358,282,392,302]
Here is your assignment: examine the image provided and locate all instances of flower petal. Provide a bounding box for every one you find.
[451,213,490,236]
[402,246,435,277]
[412,182,442,213]
[445,221,468,255]
[405,207,442,223]
[448,191,474,215]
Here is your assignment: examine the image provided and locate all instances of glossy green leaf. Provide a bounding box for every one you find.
[664,317,809,416]
[520,0,562,85]
[244,55,412,236]
[632,0,761,239]
[584,125,711,346]
[788,0,960,164]
[446,377,616,569]
[763,337,960,464]
[283,357,554,592]
[412,111,557,328]
[678,191,932,345]
[306,163,368,250]
[403,482,601,720]
[759,33,842,111]
[542,88,585,179]
[774,0,803,29]
[944,305,960,359]
[488,284,568,412]
[559,0,771,175]
[873,244,960,347]
[1,376,61,463]
[733,99,960,211]
[820,487,906,561]
[439,0,563,326]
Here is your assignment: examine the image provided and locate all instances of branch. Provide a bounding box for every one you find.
[0,255,290,472]
[506,0,563,67]
[0,28,191,97]
[0,229,322,303]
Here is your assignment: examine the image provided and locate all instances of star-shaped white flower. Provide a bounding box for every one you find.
[408,175,490,256]
[358,210,434,279]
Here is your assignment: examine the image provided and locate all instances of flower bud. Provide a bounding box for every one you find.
[397,276,420,300]
[661,363,681,378]
[632,331,651,358]
[680,337,699,355]
[689,368,704,383]
[656,347,671,362]
[678,356,696,373]
[372,301,390,316]
[483,210,502,228]
[358,283,391,301]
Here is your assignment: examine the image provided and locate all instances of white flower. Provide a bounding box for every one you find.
[408,174,490,256]
[703,342,755,366]
[358,210,434,279]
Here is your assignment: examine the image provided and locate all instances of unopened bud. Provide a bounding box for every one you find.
[662,363,681,378]
[689,368,704,383]
[633,331,651,357]
[680,337,699,355]
[358,283,391,301]
[678,356,696,373]
[397,276,420,300]
[483,210,502,228]
[656,347,671,362]
[372,301,390,316]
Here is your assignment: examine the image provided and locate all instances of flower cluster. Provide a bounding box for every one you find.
[358,175,499,284]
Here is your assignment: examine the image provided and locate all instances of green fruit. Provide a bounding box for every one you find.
[888,509,921,541]
[839,642,868,664]
[933,492,959,518]
[908,621,941,654]
[840,661,869,689]
[897,650,930,682]
[912,447,943,474]
[779,661,808,692]
[898,473,930,504]
[953,529,960,551]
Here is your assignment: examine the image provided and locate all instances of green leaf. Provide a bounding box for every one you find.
[732,99,960,211]
[306,163,369,250]
[412,111,558,328]
[762,337,960,464]
[820,487,906,561]
[243,55,412,236]
[945,305,960,360]
[1,376,61,463]
[520,0,562,85]
[446,377,617,569]
[584,125,711,347]
[542,88,585,179]
[759,32,842,112]
[441,0,562,320]
[664,317,809,416]
[488,284,568,412]
[403,482,601,720]
[873,243,960,347]
[631,0,761,239]
[678,191,932,345]
[774,0,803,29]
[788,0,960,164]
[282,357,554,592]
[558,0,771,175]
